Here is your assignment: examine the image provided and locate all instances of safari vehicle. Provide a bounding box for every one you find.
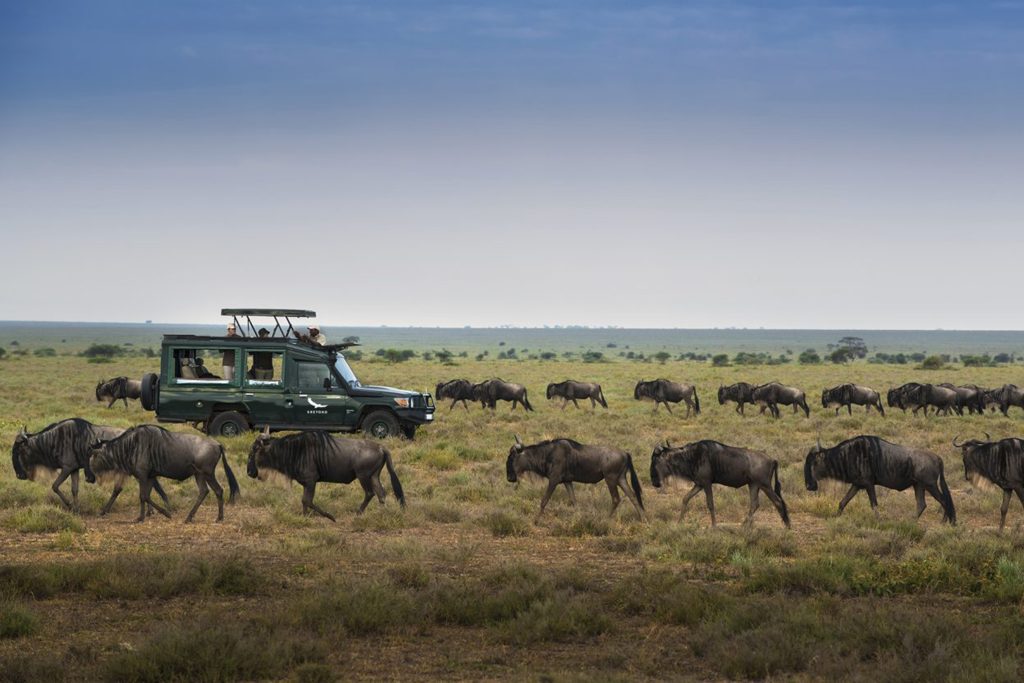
[139,309,434,438]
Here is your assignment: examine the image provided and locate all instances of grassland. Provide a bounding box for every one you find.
[2,349,1024,681]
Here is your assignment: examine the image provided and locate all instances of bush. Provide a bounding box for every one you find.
[81,344,123,359]
[799,349,821,364]
[481,511,529,538]
[0,600,38,639]
[32,348,56,357]
[2,505,85,534]
[654,351,671,364]
[920,355,944,370]
[712,354,729,366]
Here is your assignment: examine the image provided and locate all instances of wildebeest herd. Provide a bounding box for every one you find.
[438,377,1024,419]
[10,414,1024,530]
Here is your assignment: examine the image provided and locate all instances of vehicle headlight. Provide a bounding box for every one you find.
[393,398,411,408]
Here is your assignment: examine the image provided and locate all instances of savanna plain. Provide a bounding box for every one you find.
[2,338,1024,682]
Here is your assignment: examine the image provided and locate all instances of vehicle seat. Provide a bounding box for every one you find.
[179,358,198,379]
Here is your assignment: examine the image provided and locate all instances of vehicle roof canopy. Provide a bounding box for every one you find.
[221,308,315,338]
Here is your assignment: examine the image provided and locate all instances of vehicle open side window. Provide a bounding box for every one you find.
[245,350,283,386]
[173,348,232,384]
[296,361,334,392]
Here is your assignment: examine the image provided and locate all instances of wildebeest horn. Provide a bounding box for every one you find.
[984,432,991,441]
[816,435,822,450]
[261,425,271,436]
[514,434,523,446]
[952,435,963,448]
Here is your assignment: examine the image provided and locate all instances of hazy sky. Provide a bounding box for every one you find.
[1,1,1022,328]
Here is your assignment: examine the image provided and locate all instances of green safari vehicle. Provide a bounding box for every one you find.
[139,309,434,438]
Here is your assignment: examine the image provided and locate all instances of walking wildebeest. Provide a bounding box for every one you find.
[435,379,476,411]
[821,384,885,416]
[649,440,790,528]
[954,435,1024,530]
[916,384,963,416]
[247,429,405,521]
[979,388,1004,413]
[505,435,644,519]
[992,384,1024,416]
[887,384,922,413]
[11,418,169,513]
[89,425,239,523]
[634,379,700,416]
[939,384,985,415]
[95,377,142,408]
[804,435,956,523]
[546,380,608,410]
[752,382,809,418]
[473,379,533,411]
[717,382,756,415]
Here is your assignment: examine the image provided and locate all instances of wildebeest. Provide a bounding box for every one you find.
[991,384,1024,416]
[11,418,168,513]
[887,383,961,416]
[473,378,533,411]
[938,384,985,415]
[717,382,756,415]
[887,383,924,413]
[649,440,790,528]
[247,429,405,521]
[821,384,885,416]
[804,435,955,523]
[505,435,644,519]
[752,382,809,418]
[95,377,142,408]
[954,435,1024,530]
[89,425,239,523]
[545,380,608,410]
[435,379,476,411]
[634,379,700,416]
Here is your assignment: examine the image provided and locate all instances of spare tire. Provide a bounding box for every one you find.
[140,373,159,411]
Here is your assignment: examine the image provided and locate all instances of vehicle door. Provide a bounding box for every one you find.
[293,360,358,428]
[241,349,289,426]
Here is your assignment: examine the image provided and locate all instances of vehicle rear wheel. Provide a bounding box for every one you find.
[140,373,159,411]
[363,410,400,439]
[208,411,250,437]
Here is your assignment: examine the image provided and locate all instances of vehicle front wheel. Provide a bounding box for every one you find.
[363,410,401,439]
[208,411,250,437]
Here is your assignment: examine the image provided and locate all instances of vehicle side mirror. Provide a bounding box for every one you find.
[323,378,332,390]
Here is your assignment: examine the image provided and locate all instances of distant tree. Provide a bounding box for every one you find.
[475,353,485,361]
[606,342,617,348]
[0,348,6,359]
[81,344,123,359]
[582,351,604,363]
[33,348,57,357]
[540,352,557,360]
[994,353,1014,364]
[829,348,853,364]
[422,351,434,361]
[910,353,927,363]
[9,341,18,347]
[654,351,672,364]
[961,354,993,367]
[712,354,729,367]
[920,355,945,370]
[836,336,868,359]
[498,341,506,346]
[342,335,360,344]
[436,349,454,363]
[799,349,821,364]
[381,348,415,363]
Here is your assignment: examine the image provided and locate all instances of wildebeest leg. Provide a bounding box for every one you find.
[101,475,126,515]
[847,404,853,416]
[138,478,171,522]
[864,485,880,517]
[560,399,568,411]
[1013,488,1024,529]
[684,400,692,418]
[122,395,128,408]
[356,478,375,514]
[302,482,337,521]
[604,477,622,517]
[538,480,560,516]
[617,475,645,520]
[70,471,79,511]
[572,398,580,409]
[680,484,702,520]
[207,472,225,521]
[563,482,577,506]
[999,489,1015,531]
[762,485,790,528]
[914,484,927,519]
[834,407,840,416]
[924,483,947,522]
[185,473,209,523]
[744,485,760,526]
[50,468,75,510]
[663,402,673,414]
[837,485,860,514]
[371,473,387,505]
[704,486,716,526]
[106,396,116,408]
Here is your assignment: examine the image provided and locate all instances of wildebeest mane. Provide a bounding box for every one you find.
[258,430,340,479]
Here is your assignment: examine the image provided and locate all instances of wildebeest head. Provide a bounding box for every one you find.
[247,427,275,480]
[95,380,105,401]
[952,434,992,484]
[546,383,557,400]
[87,438,118,480]
[717,386,725,405]
[11,426,30,480]
[505,434,525,483]
[648,440,672,488]
[634,380,651,400]
[803,439,826,491]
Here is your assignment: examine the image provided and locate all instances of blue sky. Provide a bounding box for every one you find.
[1,1,1022,327]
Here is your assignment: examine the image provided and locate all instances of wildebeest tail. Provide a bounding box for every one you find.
[626,453,644,510]
[772,460,791,527]
[598,386,608,408]
[693,387,701,415]
[220,445,240,503]
[522,388,534,412]
[938,461,956,525]
[383,447,406,507]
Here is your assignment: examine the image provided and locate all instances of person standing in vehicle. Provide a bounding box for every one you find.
[222,323,240,380]
[250,328,274,379]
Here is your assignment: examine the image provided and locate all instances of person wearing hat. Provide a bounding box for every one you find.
[307,325,327,346]
[222,322,240,380]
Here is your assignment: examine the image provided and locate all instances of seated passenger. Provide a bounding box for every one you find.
[249,328,274,380]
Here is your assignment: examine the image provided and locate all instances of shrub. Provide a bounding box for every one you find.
[799,349,821,364]
[2,505,85,534]
[81,344,123,359]
[920,355,944,370]
[0,600,38,639]
[712,354,729,366]
[32,348,56,357]
[481,511,529,538]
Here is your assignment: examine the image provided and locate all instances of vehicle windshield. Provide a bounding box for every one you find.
[334,355,360,387]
